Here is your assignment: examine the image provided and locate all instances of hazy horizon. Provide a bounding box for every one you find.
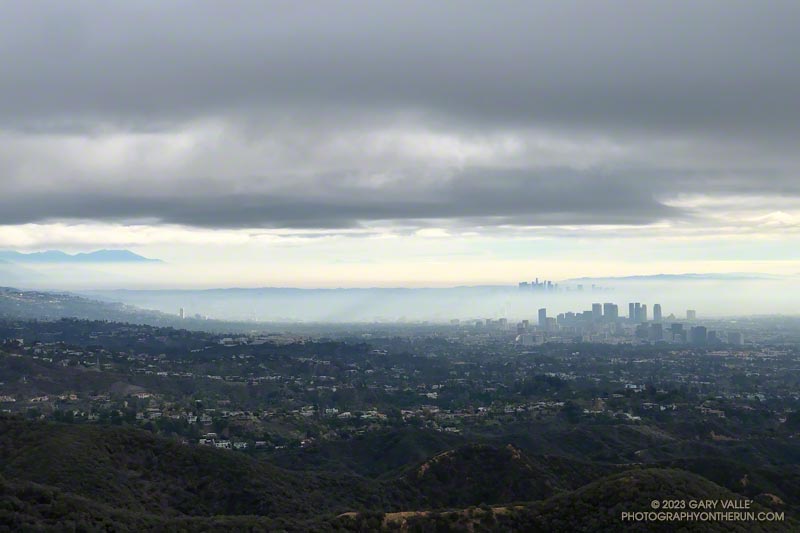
[2,249,799,319]
[65,278,796,322]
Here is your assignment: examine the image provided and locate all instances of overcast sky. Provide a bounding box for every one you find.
[1,1,799,287]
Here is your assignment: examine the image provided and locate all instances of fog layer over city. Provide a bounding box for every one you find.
[80,277,800,323]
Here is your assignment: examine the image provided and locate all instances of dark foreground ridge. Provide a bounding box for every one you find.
[0,417,792,532]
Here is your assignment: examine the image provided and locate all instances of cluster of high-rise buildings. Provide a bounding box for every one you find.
[639,323,740,345]
[518,279,606,292]
[528,303,630,332]
[518,278,558,291]
[511,302,743,347]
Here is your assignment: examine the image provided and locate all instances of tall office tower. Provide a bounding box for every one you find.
[641,304,648,322]
[707,330,718,344]
[592,303,602,321]
[522,319,530,330]
[629,303,635,321]
[603,303,618,320]
[518,282,530,290]
[538,308,547,328]
[634,302,642,322]
[686,309,697,320]
[653,304,662,322]
[690,326,707,345]
[179,307,185,320]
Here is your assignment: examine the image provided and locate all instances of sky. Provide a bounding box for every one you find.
[1,1,799,288]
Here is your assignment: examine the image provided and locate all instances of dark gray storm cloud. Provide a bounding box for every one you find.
[1,1,798,134]
[0,0,798,231]
[0,168,682,228]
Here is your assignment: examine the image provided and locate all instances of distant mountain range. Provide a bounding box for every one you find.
[0,249,161,263]
[566,272,783,282]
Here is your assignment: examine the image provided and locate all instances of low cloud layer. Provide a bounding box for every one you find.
[0,1,799,240]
